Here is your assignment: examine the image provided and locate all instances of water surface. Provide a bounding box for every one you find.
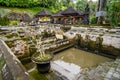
[53,48,113,68]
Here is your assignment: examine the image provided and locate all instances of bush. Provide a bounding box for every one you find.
[107,0,120,27]
[0,16,9,26]
[9,20,19,25]
[90,16,97,24]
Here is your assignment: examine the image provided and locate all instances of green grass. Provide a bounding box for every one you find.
[0,6,59,20]
[0,7,39,14]
[0,6,58,15]
[29,69,47,80]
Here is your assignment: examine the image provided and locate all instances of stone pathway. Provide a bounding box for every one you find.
[28,58,120,80]
[78,58,120,80]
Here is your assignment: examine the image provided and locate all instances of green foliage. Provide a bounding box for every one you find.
[0,8,11,17]
[0,0,78,12]
[39,0,58,8]
[89,1,97,16]
[0,0,59,9]
[76,0,88,11]
[60,0,69,7]
[9,20,19,25]
[0,16,9,26]
[0,0,78,13]
[35,54,51,61]
[90,16,97,24]
[0,0,30,8]
[106,0,120,27]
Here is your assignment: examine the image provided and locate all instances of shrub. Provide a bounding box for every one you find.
[107,0,120,27]
[0,16,9,26]
[90,16,97,24]
[9,20,19,25]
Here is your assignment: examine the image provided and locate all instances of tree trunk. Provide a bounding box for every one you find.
[96,0,100,23]
[97,0,107,24]
[97,0,100,11]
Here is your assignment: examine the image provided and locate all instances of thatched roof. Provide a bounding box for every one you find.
[62,7,79,15]
[77,10,84,16]
[36,9,52,17]
[52,10,63,17]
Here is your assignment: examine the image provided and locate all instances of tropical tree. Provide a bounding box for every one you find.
[88,0,97,24]
[106,0,120,27]
[76,0,88,11]
[97,0,107,24]
[89,0,97,16]
[0,0,58,8]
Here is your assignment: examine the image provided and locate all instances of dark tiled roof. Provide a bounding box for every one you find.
[61,7,79,15]
[36,9,52,16]
[77,10,84,15]
[52,10,63,17]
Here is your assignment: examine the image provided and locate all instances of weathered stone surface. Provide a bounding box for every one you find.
[67,27,120,56]
[7,12,32,22]
[7,12,22,21]
[0,40,31,80]
[22,13,32,22]
[51,60,81,80]
[50,58,120,80]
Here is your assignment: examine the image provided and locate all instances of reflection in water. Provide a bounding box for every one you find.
[53,48,113,68]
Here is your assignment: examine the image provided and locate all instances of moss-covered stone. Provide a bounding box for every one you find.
[29,69,47,80]
[75,34,119,57]
[5,33,18,38]
[101,45,120,56]
[5,40,15,48]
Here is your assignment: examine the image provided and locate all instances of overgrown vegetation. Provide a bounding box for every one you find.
[0,0,55,8]
[9,20,19,25]
[90,16,97,24]
[0,0,120,27]
[106,0,120,27]
[0,0,93,12]
[0,16,9,26]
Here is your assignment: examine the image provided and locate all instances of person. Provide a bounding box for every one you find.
[18,20,25,26]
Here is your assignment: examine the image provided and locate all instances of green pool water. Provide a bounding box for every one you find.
[53,48,113,68]
[24,48,113,80]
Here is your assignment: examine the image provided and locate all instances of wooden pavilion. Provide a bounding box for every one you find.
[35,9,52,23]
[52,7,84,24]
[52,10,63,24]
[61,7,84,24]
[35,5,89,24]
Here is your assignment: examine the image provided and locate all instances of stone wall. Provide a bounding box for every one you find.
[66,27,120,57]
[0,40,32,80]
[7,12,32,22]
